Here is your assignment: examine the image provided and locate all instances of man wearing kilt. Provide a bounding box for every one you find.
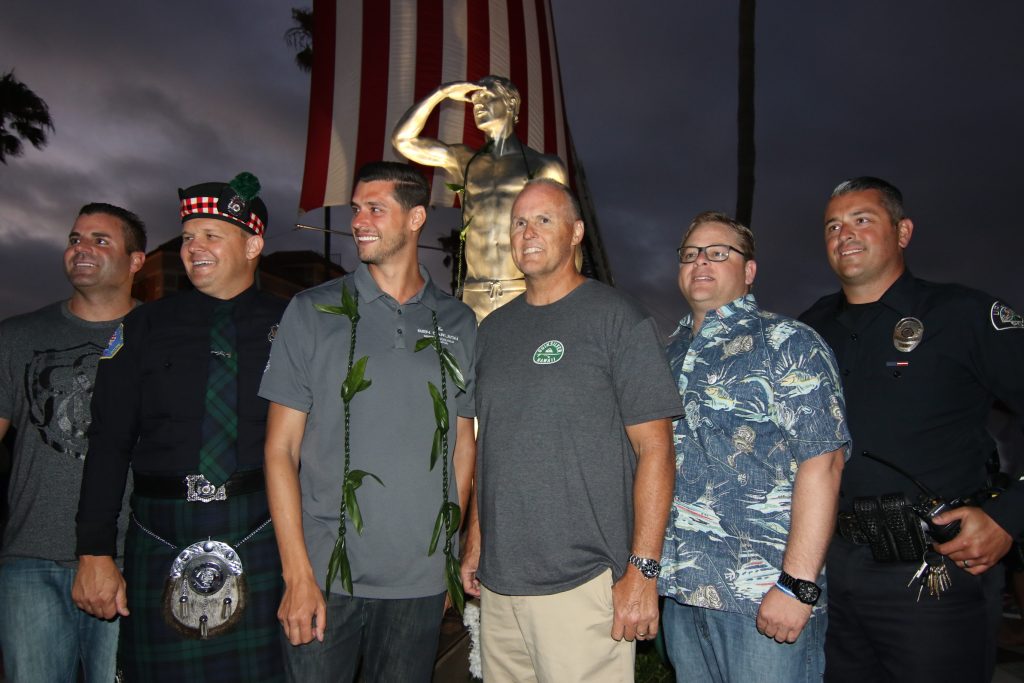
[73,173,287,681]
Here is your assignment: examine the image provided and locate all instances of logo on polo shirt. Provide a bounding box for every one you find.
[416,327,460,346]
[532,340,564,365]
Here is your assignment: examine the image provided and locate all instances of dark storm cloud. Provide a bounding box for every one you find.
[0,0,312,315]
[2,1,1022,326]
[0,162,96,235]
[555,1,1024,330]
[750,0,1024,317]
[554,2,749,330]
[0,236,70,318]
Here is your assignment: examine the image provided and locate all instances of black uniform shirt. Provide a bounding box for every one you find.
[801,269,1024,536]
[76,286,286,556]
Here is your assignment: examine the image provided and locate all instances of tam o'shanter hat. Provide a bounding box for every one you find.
[178,171,268,236]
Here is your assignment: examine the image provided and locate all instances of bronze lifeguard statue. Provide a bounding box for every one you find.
[392,76,569,321]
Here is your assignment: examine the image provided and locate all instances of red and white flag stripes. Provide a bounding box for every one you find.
[299,0,573,212]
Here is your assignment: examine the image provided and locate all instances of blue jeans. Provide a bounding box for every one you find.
[663,598,825,683]
[0,558,119,682]
[282,591,445,683]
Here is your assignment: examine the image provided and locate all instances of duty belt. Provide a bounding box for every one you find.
[836,493,928,563]
[133,469,265,502]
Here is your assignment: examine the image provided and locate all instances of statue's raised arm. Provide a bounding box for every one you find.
[392,81,481,177]
[392,76,569,321]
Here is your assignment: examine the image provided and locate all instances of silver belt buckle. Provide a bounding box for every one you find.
[185,474,227,503]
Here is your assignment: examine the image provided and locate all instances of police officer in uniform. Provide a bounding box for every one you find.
[73,173,287,681]
[801,176,1024,682]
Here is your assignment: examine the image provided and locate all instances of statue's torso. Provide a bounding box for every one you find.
[459,148,564,282]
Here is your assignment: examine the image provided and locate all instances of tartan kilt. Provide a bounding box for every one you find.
[119,488,284,682]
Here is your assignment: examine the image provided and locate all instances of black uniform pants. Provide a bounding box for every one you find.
[824,537,1002,683]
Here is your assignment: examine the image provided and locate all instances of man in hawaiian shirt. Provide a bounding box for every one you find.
[658,211,850,682]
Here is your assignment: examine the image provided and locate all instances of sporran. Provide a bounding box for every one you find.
[163,539,247,639]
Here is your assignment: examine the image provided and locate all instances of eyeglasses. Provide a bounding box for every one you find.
[676,244,749,264]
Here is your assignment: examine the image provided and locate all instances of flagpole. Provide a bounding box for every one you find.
[324,206,331,263]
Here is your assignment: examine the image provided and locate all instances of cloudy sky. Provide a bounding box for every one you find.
[2,1,1022,333]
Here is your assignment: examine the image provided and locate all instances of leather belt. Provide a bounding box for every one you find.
[133,469,265,502]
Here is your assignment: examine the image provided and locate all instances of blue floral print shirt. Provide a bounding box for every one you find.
[658,294,850,617]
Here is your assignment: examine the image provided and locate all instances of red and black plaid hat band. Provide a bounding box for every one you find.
[179,196,266,236]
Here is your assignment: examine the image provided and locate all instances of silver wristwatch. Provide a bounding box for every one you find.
[628,553,661,579]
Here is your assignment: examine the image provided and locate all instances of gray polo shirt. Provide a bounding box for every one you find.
[259,265,476,599]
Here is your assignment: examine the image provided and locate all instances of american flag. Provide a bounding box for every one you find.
[298,0,573,212]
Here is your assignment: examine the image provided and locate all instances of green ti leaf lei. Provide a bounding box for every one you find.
[414,311,468,613]
[314,284,382,597]
[315,284,468,611]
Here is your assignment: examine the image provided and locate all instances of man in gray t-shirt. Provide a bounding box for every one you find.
[462,179,682,682]
[0,203,146,682]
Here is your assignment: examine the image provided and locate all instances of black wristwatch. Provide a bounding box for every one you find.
[777,570,821,605]
[628,553,661,579]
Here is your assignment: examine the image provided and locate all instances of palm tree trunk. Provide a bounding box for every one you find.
[736,0,756,226]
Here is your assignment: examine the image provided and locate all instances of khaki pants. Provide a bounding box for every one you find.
[480,569,636,682]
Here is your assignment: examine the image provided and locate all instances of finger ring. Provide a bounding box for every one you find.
[637,632,647,637]
[963,559,971,569]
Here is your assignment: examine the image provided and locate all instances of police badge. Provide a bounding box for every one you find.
[893,317,924,352]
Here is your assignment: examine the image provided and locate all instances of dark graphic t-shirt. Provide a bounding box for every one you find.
[0,301,131,564]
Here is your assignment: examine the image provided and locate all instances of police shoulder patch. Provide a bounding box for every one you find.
[101,323,125,359]
[990,301,1024,331]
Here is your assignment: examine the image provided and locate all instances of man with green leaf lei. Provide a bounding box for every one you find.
[260,162,477,682]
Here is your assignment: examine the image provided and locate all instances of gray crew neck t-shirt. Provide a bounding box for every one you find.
[0,301,131,565]
[475,280,682,595]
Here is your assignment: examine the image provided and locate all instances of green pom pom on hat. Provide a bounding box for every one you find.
[229,172,261,202]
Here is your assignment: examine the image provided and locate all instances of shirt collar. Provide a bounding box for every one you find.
[837,268,916,316]
[677,293,758,334]
[877,268,917,315]
[194,283,257,309]
[352,263,440,311]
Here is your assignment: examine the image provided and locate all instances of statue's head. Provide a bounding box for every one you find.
[472,76,520,133]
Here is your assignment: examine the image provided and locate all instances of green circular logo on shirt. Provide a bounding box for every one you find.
[533,340,565,365]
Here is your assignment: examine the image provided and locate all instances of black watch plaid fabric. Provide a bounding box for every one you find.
[199,301,239,486]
